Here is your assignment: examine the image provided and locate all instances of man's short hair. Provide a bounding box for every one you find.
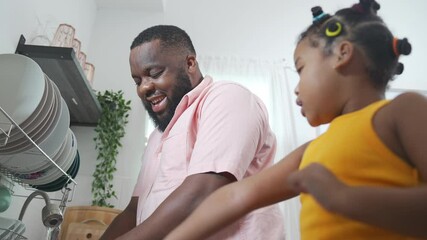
[130,25,196,55]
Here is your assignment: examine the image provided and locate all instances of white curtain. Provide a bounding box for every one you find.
[198,55,301,240]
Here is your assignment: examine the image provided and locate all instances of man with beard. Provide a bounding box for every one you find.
[100,25,284,240]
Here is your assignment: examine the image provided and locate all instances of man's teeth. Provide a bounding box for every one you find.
[151,97,164,105]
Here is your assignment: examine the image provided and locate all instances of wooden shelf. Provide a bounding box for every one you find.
[15,35,101,126]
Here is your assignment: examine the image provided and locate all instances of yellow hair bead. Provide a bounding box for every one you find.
[325,22,342,37]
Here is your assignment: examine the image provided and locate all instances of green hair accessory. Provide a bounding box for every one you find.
[325,21,342,37]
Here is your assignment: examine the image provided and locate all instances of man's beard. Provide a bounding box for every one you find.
[143,71,193,132]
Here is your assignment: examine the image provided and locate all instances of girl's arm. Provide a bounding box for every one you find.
[289,92,427,238]
[165,142,309,240]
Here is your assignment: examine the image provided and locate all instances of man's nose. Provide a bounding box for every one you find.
[138,78,155,97]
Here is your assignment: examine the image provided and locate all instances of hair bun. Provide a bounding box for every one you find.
[311,6,323,17]
[352,0,380,14]
[395,62,404,75]
[397,38,412,56]
[367,0,380,11]
[311,6,330,24]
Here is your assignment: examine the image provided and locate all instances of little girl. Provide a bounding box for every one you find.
[165,0,427,239]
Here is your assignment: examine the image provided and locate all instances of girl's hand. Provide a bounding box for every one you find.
[287,163,347,212]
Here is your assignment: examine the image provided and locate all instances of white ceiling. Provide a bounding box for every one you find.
[94,0,164,12]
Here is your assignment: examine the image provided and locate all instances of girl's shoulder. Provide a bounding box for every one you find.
[373,92,426,122]
[374,92,427,167]
[377,92,427,128]
[391,91,427,103]
[387,92,427,116]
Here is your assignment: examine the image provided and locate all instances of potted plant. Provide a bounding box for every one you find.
[91,90,131,208]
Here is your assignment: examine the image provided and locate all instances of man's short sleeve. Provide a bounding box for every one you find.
[188,82,270,180]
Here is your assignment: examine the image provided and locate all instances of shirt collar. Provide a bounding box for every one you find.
[161,75,213,136]
[184,75,213,107]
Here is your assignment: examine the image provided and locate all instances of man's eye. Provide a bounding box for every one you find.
[151,70,163,78]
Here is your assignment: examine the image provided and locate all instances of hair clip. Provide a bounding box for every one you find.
[393,37,412,56]
[392,38,399,56]
[325,21,343,37]
[311,6,330,25]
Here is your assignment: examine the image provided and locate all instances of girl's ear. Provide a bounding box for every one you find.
[334,41,354,69]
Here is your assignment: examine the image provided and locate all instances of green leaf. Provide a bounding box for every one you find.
[91,89,132,208]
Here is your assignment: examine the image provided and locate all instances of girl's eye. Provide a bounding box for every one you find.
[134,78,141,86]
[296,66,303,74]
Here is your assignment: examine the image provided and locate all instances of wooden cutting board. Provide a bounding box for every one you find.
[65,221,107,240]
[59,206,122,240]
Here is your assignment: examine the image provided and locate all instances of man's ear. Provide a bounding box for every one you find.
[186,54,198,73]
[334,41,354,69]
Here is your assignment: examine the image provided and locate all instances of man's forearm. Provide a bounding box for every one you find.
[100,211,136,240]
[100,197,138,240]
[116,173,234,240]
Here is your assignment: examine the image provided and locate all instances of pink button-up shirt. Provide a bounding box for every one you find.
[133,76,285,239]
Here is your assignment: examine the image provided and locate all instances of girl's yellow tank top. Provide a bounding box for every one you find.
[299,100,420,240]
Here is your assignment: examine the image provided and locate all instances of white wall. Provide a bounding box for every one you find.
[80,9,165,209]
[0,0,97,54]
[1,0,426,239]
[163,0,427,90]
[0,0,97,239]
